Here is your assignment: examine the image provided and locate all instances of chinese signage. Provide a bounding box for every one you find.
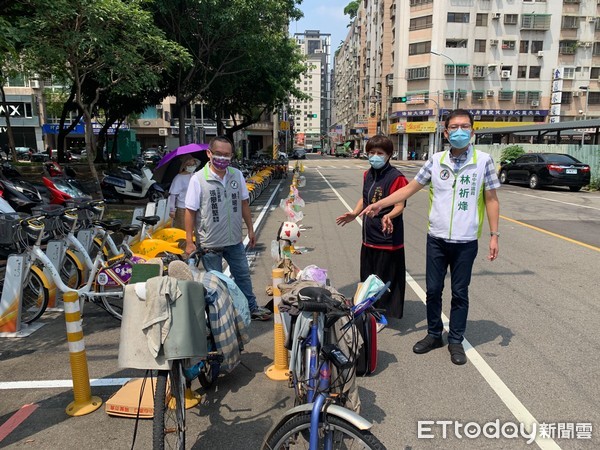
[390,109,434,118]
[441,108,549,117]
[473,121,537,130]
[368,117,377,136]
[405,122,437,133]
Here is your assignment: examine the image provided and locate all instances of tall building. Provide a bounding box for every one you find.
[291,30,331,151]
[333,0,599,158]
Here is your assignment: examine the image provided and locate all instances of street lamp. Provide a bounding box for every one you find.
[431,50,457,110]
[580,85,589,145]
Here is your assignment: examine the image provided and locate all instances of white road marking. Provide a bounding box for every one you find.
[0,378,132,389]
[505,190,600,211]
[317,168,560,450]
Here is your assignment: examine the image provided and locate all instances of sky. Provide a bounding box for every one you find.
[290,0,352,56]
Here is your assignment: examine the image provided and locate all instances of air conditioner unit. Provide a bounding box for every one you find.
[30,80,40,89]
[156,104,163,110]
[490,39,499,46]
[585,42,592,48]
[492,13,501,19]
[486,89,495,97]
[501,70,511,78]
[588,17,597,23]
[530,100,540,107]
[158,128,168,136]
[537,51,544,57]
[572,91,580,97]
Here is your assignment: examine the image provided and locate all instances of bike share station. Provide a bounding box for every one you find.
[0,198,171,339]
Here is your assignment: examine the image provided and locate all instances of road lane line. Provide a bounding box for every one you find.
[0,403,38,442]
[318,168,560,450]
[506,191,600,212]
[0,378,132,390]
[501,215,600,253]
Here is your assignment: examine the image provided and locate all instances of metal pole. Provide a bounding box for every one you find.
[200,102,205,143]
[581,86,589,145]
[431,51,457,110]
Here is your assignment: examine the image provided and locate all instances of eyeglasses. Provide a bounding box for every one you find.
[447,124,472,131]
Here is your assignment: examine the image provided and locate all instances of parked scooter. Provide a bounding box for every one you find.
[42,176,92,205]
[0,162,45,212]
[101,162,165,203]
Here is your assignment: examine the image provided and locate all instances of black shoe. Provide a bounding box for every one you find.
[413,335,444,354]
[448,343,467,365]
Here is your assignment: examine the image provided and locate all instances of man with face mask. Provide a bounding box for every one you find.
[185,136,271,321]
[361,109,500,365]
[336,135,409,324]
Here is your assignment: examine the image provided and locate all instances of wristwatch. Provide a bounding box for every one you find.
[490,231,500,237]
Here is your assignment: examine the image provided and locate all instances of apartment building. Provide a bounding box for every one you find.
[333,0,600,158]
[290,30,331,151]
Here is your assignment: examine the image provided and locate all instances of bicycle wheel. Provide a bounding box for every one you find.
[96,283,124,320]
[153,360,186,450]
[265,413,385,450]
[21,267,49,324]
[60,252,82,289]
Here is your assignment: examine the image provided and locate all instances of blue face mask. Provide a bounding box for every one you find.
[368,155,387,169]
[448,128,472,149]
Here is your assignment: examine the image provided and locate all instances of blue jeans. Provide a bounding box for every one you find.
[201,242,258,312]
[425,235,478,344]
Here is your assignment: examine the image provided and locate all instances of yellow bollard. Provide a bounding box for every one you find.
[266,268,289,381]
[63,291,102,416]
[300,162,304,173]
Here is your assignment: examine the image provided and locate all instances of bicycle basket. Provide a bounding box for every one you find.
[31,204,65,231]
[0,213,21,244]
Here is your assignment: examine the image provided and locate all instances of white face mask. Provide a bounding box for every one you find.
[185,165,197,173]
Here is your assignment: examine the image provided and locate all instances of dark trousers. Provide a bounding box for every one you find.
[425,235,478,344]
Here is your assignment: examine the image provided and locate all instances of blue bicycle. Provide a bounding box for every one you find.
[263,284,389,450]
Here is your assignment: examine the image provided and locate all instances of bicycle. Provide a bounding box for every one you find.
[263,284,389,450]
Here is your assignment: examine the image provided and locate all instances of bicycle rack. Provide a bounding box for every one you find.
[0,254,45,337]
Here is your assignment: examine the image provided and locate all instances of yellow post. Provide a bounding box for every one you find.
[266,268,289,380]
[63,291,102,416]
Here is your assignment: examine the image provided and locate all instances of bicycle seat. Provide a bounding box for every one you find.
[93,219,122,232]
[298,286,332,302]
[135,215,160,226]
[120,225,140,237]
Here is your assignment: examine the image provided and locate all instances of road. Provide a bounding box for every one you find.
[0,154,599,449]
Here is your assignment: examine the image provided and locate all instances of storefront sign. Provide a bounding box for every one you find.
[473,121,537,130]
[390,109,433,119]
[0,102,33,118]
[441,108,549,117]
[368,117,377,136]
[405,122,437,133]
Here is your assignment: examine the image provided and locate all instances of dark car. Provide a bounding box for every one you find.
[291,148,306,159]
[499,153,591,191]
[143,148,161,164]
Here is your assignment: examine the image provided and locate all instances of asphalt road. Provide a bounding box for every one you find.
[0,154,599,449]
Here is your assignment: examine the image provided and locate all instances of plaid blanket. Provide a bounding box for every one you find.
[202,272,249,372]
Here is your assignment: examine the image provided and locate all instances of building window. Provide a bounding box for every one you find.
[518,66,528,78]
[589,92,600,105]
[410,0,433,6]
[504,14,518,25]
[409,41,431,55]
[446,39,468,48]
[527,91,540,102]
[474,40,486,52]
[409,15,433,30]
[561,16,579,29]
[447,12,470,23]
[591,67,600,79]
[472,65,485,78]
[593,43,600,56]
[516,91,527,104]
[406,66,431,80]
[563,67,575,79]
[521,14,551,30]
[498,90,514,101]
[563,0,580,3]
[561,92,573,105]
[559,40,577,55]
[520,41,529,53]
[476,13,488,26]
[502,40,516,50]
[472,91,484,102]
[444,64,469,76]
[7,74,26,87]
[531,41,544,53]
[529,66,541,79]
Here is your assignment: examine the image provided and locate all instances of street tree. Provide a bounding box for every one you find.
[22,0,190,192]
[153,0,303,145]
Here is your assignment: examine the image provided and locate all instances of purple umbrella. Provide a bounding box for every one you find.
[152,143,209,184]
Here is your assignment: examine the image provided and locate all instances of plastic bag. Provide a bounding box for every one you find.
[298,265,328,285]
[354,274,386,305]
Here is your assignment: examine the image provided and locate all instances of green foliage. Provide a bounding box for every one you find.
[344,1,359,20]
[500,145,525,163]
